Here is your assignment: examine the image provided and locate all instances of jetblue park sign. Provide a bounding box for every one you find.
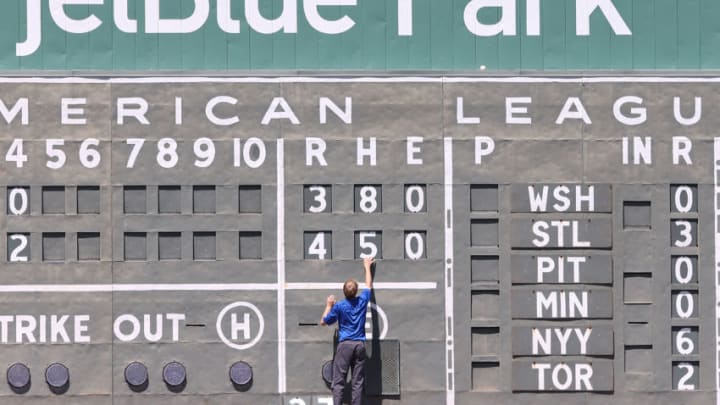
[16,0,631,56]
[0,0,715,70]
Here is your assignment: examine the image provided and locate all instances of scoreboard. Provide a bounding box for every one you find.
[0,76,717,405]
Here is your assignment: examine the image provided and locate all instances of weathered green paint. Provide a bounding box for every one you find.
[1,0,719,71]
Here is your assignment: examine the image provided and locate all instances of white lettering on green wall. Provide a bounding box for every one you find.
[15,0,631,57]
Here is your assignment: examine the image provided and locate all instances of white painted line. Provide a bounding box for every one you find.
[0,282,437,293]
[442,77,720,83]
[0,77,443,84]
[6,77,720,84]
[277,139,287,394]
[715,137,720,405]
[285,282,437,290]
[444,137,455,405]
[0,284,279,292]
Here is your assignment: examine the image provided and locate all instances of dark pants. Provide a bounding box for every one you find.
[332,340,366,405]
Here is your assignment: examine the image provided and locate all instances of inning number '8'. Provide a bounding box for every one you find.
[157,138,179,168]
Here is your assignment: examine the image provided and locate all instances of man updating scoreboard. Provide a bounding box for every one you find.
[321,257,376,405]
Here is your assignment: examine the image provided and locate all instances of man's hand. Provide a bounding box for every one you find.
[321,295,336,325]
[364,256,375,289]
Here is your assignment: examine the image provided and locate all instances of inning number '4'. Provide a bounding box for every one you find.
[6,139,28,168]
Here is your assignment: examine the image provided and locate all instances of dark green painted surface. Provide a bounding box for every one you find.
[2,0,720,71]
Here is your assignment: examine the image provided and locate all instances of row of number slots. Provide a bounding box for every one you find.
[2,184,431,262]
[668,185,700,391]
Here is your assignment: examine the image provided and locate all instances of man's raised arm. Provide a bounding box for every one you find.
[320,295,336,325]
[364,256,375,290]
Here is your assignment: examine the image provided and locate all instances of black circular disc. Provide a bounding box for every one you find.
[7,363,30,389]
[321,360,333,385]
[162,362,186,387]
[229,361,253,386]
[124,362,148,387]
[45,363,69,388]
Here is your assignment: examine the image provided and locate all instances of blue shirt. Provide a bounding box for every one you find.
[323,289,371,342]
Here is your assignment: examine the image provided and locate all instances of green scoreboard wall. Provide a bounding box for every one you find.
[2,0,720,71]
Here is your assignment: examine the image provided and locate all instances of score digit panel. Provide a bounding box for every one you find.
[0,77,715,405]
